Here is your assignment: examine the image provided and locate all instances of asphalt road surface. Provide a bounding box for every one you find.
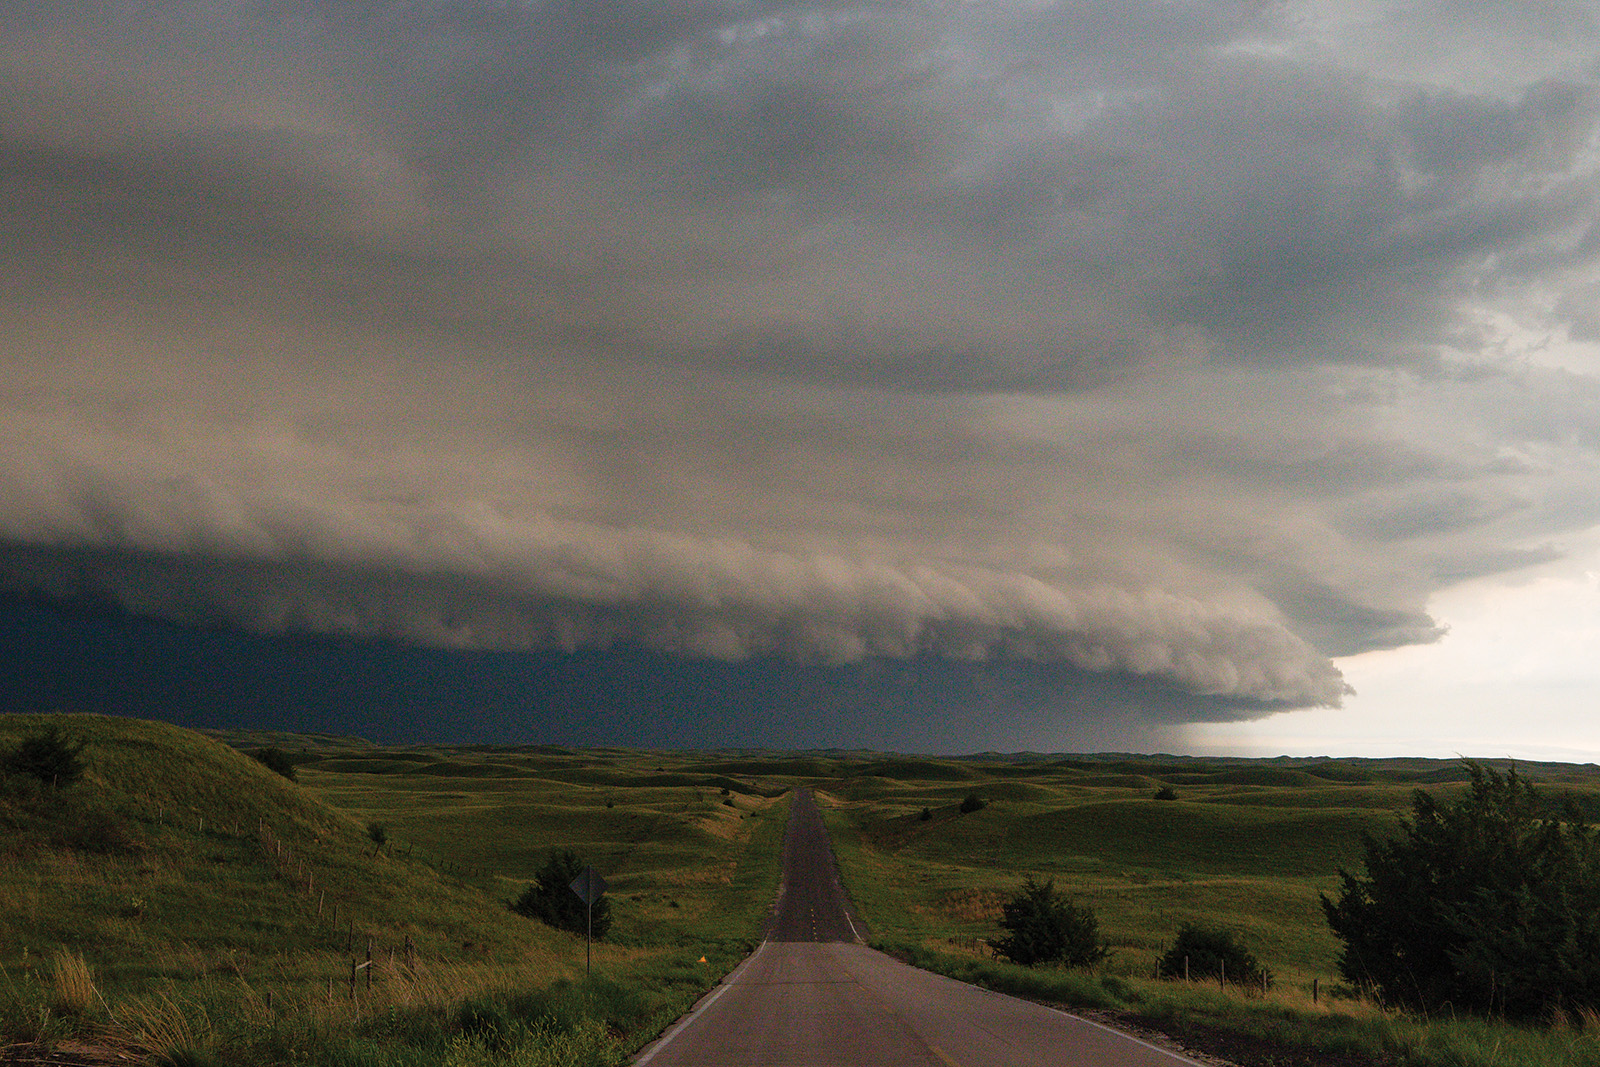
[635,789,1205,1067]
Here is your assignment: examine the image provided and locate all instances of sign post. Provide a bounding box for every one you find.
[569,866,607,975]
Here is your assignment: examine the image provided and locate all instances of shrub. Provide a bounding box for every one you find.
[511,850,613,939]
[1322,761,1600,1020]
[1153,785,1178,801]
[993,877,1107,968]
[249,746,298,781]
[367,821,388,847]
[918,807,932,822]
[1159,924,1271,987]
[959,793,985,814]
[1,724,88,787]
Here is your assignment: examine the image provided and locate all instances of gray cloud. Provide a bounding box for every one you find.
[1,0,1598,744]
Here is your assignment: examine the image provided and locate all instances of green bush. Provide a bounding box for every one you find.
[993,877,1107,968]
[1322,761,1600,1019]
[959,793,985,814]
[511,851,613,940]
[366,821,388,847]
[1159,924,1270,987]
[1,724,87,787]
[1153,785,1178,801]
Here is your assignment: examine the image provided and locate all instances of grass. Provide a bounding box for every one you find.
[0,714,791,1065]
[816,757,1600,1066]
[11,718,1600,1065]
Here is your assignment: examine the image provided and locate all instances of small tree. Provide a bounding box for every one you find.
[1322,761,1600,1020]
[1160,924,1270,987]
[250,747,298,782]
[2,724,88,787]
[960,792,986,814]
[366,821,388,848]
[993,877,1107,968]
[512,850,612,939]
[1153,785,1178,801]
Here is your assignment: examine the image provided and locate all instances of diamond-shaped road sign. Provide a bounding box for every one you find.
[570,866,607,906]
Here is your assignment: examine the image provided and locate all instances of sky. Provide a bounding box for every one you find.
[1,0,1598,756]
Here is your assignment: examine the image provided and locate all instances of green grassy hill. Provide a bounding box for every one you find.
[0,714,557,987]
[814,755,1600,981]
[0,714,790,1066]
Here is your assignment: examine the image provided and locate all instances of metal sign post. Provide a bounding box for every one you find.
[569,866,607,975]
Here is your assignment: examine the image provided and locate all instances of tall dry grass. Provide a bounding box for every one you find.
[48,951,97,1017]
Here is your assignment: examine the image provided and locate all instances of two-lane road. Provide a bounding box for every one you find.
[636,789,1207,1067]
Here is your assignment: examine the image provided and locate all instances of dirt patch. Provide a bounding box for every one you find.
[0,1041,140,1066]
[1081,1010,1397,1067]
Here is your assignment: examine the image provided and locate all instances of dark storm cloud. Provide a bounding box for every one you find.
[1,0,1598,745]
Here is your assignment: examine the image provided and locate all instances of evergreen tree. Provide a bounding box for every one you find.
[512,850,612,939]
[1322,762,1600,1019]
[993,877,1107,968]
[1159,924,1270,987]
[2,724,88,786]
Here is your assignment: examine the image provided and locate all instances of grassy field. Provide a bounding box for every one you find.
[10,716,1600,1066]
[815,756,1427,981]
[0,716,792,1066]
[814,755,1600,1066]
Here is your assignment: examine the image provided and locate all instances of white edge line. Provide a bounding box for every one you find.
[1050,1005,1213,1066]
[951,972,1211,1066]
[632,940,769,1066]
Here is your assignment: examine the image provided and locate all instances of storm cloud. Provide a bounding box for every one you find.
[1,0,1597,748]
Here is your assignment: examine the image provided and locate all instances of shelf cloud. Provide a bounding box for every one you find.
[2,0,1597,748]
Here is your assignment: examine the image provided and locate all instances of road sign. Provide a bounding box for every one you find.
[570,866,607,974]
[570,867,607,906]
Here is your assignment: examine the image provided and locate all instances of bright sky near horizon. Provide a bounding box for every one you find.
[1192,534,1600,760]
[2,0,1599,755]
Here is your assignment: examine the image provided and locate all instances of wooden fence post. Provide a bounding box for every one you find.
[366,938,373,992]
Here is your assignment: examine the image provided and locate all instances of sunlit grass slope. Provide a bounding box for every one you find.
[820,755,1600,1067]
[818,756,1599,979]
[0,714,791,1065]
[0,714,557,987]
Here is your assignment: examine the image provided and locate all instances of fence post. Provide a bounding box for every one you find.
[1220,958,1225,990]
[366,938,373,992]
[1313,978,1319,1004]
[349,958,356,1000]
[1184,955,1189,982]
